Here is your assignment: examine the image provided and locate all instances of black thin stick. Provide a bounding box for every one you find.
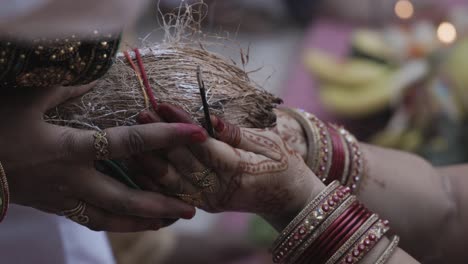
[197,66,215,137]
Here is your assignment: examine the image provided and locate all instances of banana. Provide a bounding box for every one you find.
[304,49,390,87]
[319,60,429,118]
[351,29,393,63]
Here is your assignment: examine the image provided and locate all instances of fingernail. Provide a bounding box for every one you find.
[138,112,152,124]
[191,131,207,143]
[213,116,225,132]
[181,210,196,220]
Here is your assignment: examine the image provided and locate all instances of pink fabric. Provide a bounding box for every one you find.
[281,19,354,120]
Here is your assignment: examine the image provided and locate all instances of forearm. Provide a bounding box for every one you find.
[275,109,466,261]
[361,237,419,264]
[359,144,463,261]
[264,179,421,264]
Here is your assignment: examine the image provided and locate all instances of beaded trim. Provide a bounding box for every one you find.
[280,108,319,169]
[375,236,400,264]
[0,161,9,222]
[337,219,390,264]
[0,31,120,89]
[272,181,340,251]
[336,125,365,192]
[272,184,351,263]
[324,214,379,264]
[307,115,332,182]
[286,196,357,264]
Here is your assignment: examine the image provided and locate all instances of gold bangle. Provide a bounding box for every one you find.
[287,195,357,264]
[272,181,340,251]
[375,236,400,264]
[0,161,10,222]
[93,131,110,160]
[337,219,391,264]
[279,108,319,169]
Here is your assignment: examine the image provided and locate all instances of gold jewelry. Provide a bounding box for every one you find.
[0,161,9,222]
[59,201,90,225]
[279,108,318,169]
[189,168,218,193]
[375,236,400,264]
[288,195,357,264]
[324,214,379,264]
[93,131,110,160]
[174,192,204,207]
[273,181,340,251]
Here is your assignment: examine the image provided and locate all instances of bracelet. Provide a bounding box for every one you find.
[287,195,357,264]
[336,126,365,192]
[272,182,348,263]
[271,181,393,264]
[324,214,379,264]
[307,115,333,181]
[272,181,340,251]
[325,124,347,185]
[317,209,371,263]
[297,202,365,264]
[375,235,400,264]
[0,161,10,222]
[337,219,390,264]
[280,108,320,170]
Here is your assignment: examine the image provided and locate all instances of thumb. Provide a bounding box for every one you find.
[38,83,95,112]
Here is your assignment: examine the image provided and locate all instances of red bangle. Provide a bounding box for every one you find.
[313,204,364,262]
[325,124,346,184]
[320,211,371,263]
[297,202,360,264]
[272,185,350,263]
[317,208,370,263]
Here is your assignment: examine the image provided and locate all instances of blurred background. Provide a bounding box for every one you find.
[113,1,468,263]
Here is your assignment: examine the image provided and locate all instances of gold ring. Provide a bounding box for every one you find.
[189,169,218,193]
[93,131,110,160]
[174,192,204,207]
[59,201,90,225]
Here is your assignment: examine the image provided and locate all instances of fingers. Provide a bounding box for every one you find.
[211,116,284,161]
[133,153,198,195]
[39,83,96,111]
[71,169,196,220]
[210,115,242,147]
[157,103,197,124]
[137,110,163,124]
[59,200,163,232]
[61,122,208,161]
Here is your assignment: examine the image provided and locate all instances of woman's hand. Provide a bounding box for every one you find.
[0,85,205,232]
[137,104,325,230]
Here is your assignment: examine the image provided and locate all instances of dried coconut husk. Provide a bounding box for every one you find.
[45,44,281,130]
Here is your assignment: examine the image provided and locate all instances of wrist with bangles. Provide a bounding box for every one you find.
[272,109,399,263]
[281,108,365,193]
[0,161,10,222]
[271,181,399,264]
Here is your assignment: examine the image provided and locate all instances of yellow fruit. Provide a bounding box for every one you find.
[352,30,393,61]
[319,60,429,118]
[304,49,390,87]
